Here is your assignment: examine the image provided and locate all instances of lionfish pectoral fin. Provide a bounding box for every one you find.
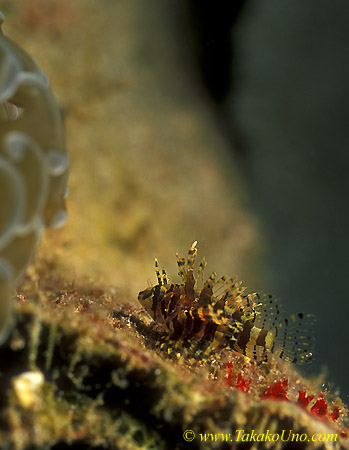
[271,313,315,364]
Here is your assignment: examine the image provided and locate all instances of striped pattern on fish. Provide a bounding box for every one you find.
[138,241,314,364]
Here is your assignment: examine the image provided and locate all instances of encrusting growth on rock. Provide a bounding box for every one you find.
[0,257,347,450]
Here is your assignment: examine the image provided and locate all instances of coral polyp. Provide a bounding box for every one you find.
[0,12,69,343]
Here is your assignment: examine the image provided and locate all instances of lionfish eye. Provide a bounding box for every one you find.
[138,289,152,301]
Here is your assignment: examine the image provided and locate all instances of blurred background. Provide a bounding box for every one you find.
[1,0,348,399]
[183,0,349,398]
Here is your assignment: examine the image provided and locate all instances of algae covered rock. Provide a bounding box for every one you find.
[0,265,347,450]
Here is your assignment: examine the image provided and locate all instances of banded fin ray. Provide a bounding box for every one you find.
[272,313,315,364]
[253,293,284,330]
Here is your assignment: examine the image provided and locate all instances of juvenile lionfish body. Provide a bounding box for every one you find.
[138,242,313,364]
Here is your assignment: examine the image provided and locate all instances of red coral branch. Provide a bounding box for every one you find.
[235,373,252,393]
[262,379,289,400]
[310,396,328,417]
[297,389,315,408]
